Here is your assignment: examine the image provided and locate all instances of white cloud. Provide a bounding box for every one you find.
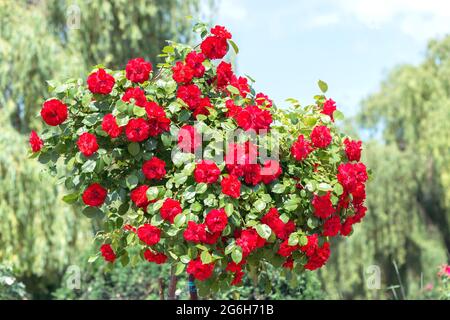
[335,0,450,41]
[307,13,340,28]
[218,0,248,21]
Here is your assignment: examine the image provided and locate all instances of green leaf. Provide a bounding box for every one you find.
[225,242,236,255]
[231,247,243,264]
[333,110,344,121]
[288,233,299,246]
[88,255,99,263]
[128,142,140,156]
[229,39,239,54]
[82,159,96,173]
[200,250,212,264]
[318,80,328,93]
[62,192,79,204]
[226,85,240,95]
[174,214,186,227]
[175,262,185,275]
[253,199,267,212]
[299,235,308,246]
[126,175,139,189]
[161,133,172,147]
[224,203,234,216]
[133,106,146,117]
[82,206,104,219]
[318,182,332,192]
[146,186,159,201]
[195,183,208,194]
[255,224,272,239]
[333,183,344,196]
[272,183,286,194]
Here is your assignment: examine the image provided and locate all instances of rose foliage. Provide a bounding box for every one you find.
[31,23,369,296]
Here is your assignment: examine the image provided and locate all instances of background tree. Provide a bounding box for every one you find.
[319,37,450,299]
[0,0,209,298]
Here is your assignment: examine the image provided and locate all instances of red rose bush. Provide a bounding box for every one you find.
[31,23,369,296]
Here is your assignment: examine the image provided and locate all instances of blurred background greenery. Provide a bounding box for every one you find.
[0,0,448,300]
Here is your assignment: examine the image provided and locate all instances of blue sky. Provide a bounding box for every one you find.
[202,0,450,116]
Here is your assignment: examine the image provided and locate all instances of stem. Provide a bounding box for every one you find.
[188,274,198,300]
[158,277,165,300]
[167,266,178,300]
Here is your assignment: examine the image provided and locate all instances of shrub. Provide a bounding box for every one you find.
[32,23,369,297]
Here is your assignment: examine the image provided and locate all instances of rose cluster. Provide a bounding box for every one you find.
[32,24,368,293]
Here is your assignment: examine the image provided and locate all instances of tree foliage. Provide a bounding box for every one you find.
[319,37,450,299]
[0,0,208,298]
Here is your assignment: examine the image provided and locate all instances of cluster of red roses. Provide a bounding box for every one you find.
[31,24,368,287]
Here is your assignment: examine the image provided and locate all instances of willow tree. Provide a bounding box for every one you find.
[0,0,206,297]
[319,37,450,299]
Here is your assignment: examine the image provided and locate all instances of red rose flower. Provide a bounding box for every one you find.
[304,242,331,270]
[225,99,241,118]
[255,92,273,108]
[137,223,161,246]
[160,198,182,223]
[123,224,137,233]
[142,156,166,180]
[205,208,228,233]
[344,138,362,162]
[125,118,150,142]
[177,84,202,109]
[277,239,299,257]
[225,142,258,177]
[235,105,272,132]
[130,185,151,209]
[125,58,152,83]
[322,98,336,121]
[291,135,312,161]
[100,244,116,263]
[337,163,368,194]
[221,175,241,198]
[102,114,122,138]
[312,192,335,219]
[261,160,282,184]
[172,61,194,84]
[243,164,262,186]
[194,160,221,184]
[40,99,68,126]
[226,260,246,273]
[216,61,234,89]
[77,132,98,157]
[200,36,228,60]
[235,228,266,257]
[230,76,250,98]
[29,130,43,152]
[145,102,171,136]
[122,87,147,107]
[183,221,207,243]
[144,249,167,264]
[192,97,212,119]
[185,51,206,78]
[299,234,318,257]
[340,218,354,236]
[187,258,214,281]
[352,183,366,206]
[231,270,244,285]
[211,25,232,39]
[178,125,201,153]
[310,125,332,148]
[82,183,107,207]
[262,208,295,240]
[283,257,294,270]
[322,215,341,237]
[87,68,115,94]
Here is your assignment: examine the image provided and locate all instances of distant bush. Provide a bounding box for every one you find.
[0,265,28,300]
